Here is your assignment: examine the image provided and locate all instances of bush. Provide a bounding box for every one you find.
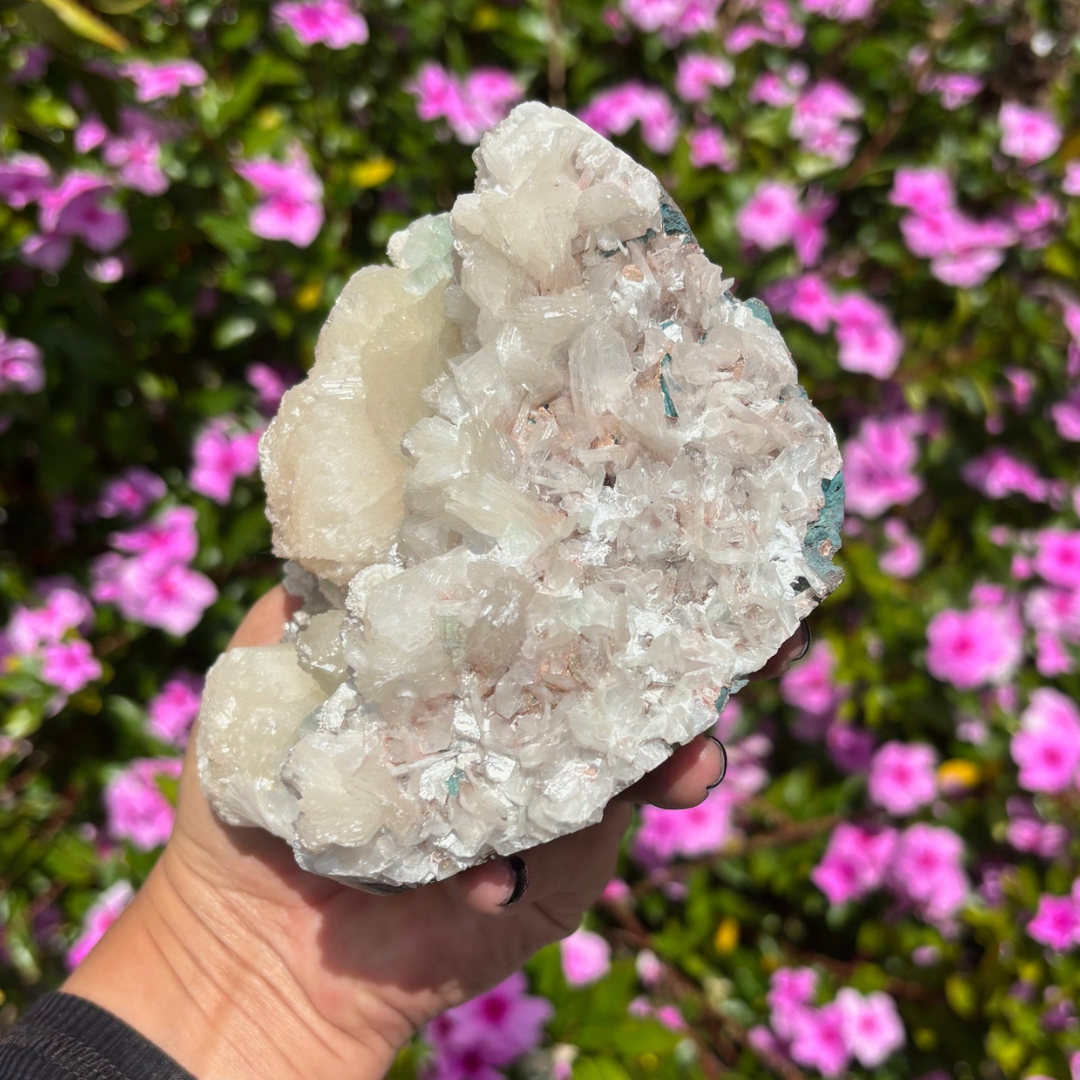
[1,0,1079,1076]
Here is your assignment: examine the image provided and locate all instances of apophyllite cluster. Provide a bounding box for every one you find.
[196,103,845,891]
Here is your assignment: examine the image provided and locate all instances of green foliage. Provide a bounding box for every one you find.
[2,0,1080,1076]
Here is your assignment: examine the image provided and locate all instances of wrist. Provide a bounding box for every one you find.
[63,849,404,1080]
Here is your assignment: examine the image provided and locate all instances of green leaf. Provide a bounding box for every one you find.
[212,316,258,350]
[572,1057,631,1080]
[34,0,128,49]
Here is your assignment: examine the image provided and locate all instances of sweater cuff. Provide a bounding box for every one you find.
[0,991,195,1079]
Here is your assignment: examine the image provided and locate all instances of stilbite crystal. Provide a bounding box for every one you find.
[197,102,844,890]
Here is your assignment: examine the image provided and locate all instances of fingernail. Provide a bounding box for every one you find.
[794,620,812,662]
[499,855,529,907]
[704,735,728,791]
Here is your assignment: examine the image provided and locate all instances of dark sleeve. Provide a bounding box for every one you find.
[0,991,196,1080]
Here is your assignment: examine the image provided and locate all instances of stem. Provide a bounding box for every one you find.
[546,0,566,109]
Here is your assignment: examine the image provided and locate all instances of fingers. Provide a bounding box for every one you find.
[228,585,303,650]
[614,734,725,809]
[453,803,632,918]
[751,619,811,681]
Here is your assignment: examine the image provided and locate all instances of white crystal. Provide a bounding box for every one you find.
[197,103,844,891]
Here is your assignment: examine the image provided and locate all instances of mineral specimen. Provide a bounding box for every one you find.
[197,102,844,891]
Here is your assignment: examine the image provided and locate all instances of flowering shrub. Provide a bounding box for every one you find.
[2,0,1079,1077]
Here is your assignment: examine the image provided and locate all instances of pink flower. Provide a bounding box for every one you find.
[726,0,805,52]
[190,422,262,504]
[1033,529,1080,588]
[1004,366,1036,409]
[889,823,968,923]
[148,673,203,745]
[999,102,1062,166]
[835,989,905,1067]
[831,292,903,378]
[653,1004,686,1031]
[674,53,733,103]
[789,1004,851,1077]
[925,602,1024,690]
[560,928,611,986]
[633,785,734,866]
[0,153,52,208]
[236,147,324,247]
[635,949,663,986]
[633,740,767,867]
[1051,391,1080,441]
[110,506,199,567]
[868,741,937,816]
[1011,193,1061,242]
[1005,798,1069,858]
[247,362,296,414]
[273,0,368,47]
[736,181,801,250]
[963,449,1051,502]
[686,126,736,171]
[104,757,182,849]
[1064,161,1080,196]
[121,59,207,102]
[768,966,817,1014]
[1034,630,1074,676]
[842,413,923,518]
[1027,893,1080,951]
[579,82,678,154]
[780,638,842,715]
[812,823,896,905]
[790,80,862,165]
[425,972,553,1066]
[826,722,875,772]
[20,231,72,272]
[134,561,219,636]
[766,966,818,1046]
[600,878,631,904]
[1011,688,1080,793]
[102,123,168,196]
[787,273,835,332]
[7,586,93,654]
[620,0,723,39]
[1024,586,1080,643]
[66,881,134,969]
[749,66,807,107]
[38,171,129,252]
[97,467,166,518]
[75,115,109,154]
[792,192,834,267]
[880,517,923,578]
[92,547,218,636]
[928,72,983,109]
[425,1047,504,1080]
[0,333,45,394]
[40,639,102,694]
[410,63,524,146]
[897,198,1014,288]
[890,166,954,216]
[250,191,324,248]
[800,0,872,19]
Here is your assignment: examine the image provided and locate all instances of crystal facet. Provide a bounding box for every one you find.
[197,103,844,890]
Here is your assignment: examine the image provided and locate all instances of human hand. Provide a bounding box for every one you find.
[65,586,809,1080]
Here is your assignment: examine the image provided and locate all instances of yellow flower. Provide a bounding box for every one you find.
[295,281,322,311]
[350,157,396,188]
[713,916,739,954]
[471,4,499,30]
[937,759,981,792]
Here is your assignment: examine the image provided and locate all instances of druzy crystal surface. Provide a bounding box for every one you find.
[197,103,844,891]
